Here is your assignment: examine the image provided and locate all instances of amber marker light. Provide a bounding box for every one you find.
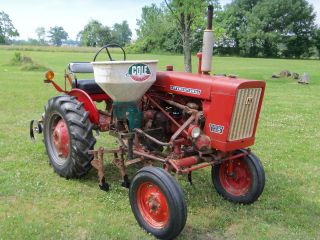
[45,70,55,81]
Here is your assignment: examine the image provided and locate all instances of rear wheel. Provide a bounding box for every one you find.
[129,167,187,240]
[43,95,96,178]
[212,150,265,204]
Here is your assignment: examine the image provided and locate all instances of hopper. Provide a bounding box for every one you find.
[92,60,158,102]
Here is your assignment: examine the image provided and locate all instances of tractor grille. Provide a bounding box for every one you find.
[228,88,262,141]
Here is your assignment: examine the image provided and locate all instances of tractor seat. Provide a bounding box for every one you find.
[72,80,105,94]
[68,62,104,94]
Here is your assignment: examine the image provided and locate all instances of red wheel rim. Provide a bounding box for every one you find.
[137,181,169,229]
[52,118,70,158]
[219,158,251,196]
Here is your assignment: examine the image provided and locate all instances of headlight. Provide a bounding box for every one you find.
[191,126,201,139]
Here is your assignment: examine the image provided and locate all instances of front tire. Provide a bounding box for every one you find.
[212,150,265,204]
[129,167,187,240]
[43,95,96,178]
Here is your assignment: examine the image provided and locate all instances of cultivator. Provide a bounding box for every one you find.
[30,6,266,240]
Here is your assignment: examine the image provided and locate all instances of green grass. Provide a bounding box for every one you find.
[0,46,319,239]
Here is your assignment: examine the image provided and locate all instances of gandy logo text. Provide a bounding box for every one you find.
[170,85,201,95]
[127,63,151,82]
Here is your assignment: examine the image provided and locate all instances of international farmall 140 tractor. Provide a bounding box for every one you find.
[30,6,265,240]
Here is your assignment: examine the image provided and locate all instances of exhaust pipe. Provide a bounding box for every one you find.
[201,5,214,74]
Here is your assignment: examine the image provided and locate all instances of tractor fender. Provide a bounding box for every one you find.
[68,89,99,124]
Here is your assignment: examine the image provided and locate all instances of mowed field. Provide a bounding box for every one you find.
[0,46,319,240]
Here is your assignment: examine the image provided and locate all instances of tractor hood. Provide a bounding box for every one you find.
[153,71,265,100]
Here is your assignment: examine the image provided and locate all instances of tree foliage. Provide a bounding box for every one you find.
[35,27,46,44]
[48,26,68,46]
[133,4,181,53]
[164,0,219,72]
[132,1,222,71]
[1,1,318,59]
[112,21,132,46]
[0,11,19,44]
[314,28,320,56]
[78,20,132,47]
[132,0,318,59]
[219,0,316,57]
[78,20,111,47]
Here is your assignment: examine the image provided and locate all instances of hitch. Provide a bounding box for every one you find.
[30,119,43,143]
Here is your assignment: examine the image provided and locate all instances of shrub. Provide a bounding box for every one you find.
[9,52,48,71]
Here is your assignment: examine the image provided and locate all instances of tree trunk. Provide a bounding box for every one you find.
[170,1,193,73]
[182,30,192,72]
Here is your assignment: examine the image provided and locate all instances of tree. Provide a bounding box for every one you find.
[164,0,219,72]
[221,0,316,57]
[281,0,316,58]
[135,4,179,53]
[0,11,19,44]
[35,26,46,44]
[242,0,283,57]
[78,20,112,47]
[218,0,262,56]
[133,1,223,64]
[48,26,68,46]
[112,21,132,46]
[314,28,320,57]
[247,0,316,57]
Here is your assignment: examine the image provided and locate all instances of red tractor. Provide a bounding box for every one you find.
[30,6,265,240]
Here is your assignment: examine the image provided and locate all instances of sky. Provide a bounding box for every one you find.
[0,0,319,41]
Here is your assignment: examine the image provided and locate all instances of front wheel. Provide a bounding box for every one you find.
[129,167,187,240]
[212,150,265,204]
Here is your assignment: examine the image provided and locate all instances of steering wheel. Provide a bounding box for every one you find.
[93,43,126,62]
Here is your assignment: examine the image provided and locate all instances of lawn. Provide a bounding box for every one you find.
[0,46,319,240]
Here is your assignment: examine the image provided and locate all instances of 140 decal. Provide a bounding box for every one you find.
[209,123,224,134]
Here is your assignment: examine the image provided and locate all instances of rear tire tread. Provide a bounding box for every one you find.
[43,95,96,178]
